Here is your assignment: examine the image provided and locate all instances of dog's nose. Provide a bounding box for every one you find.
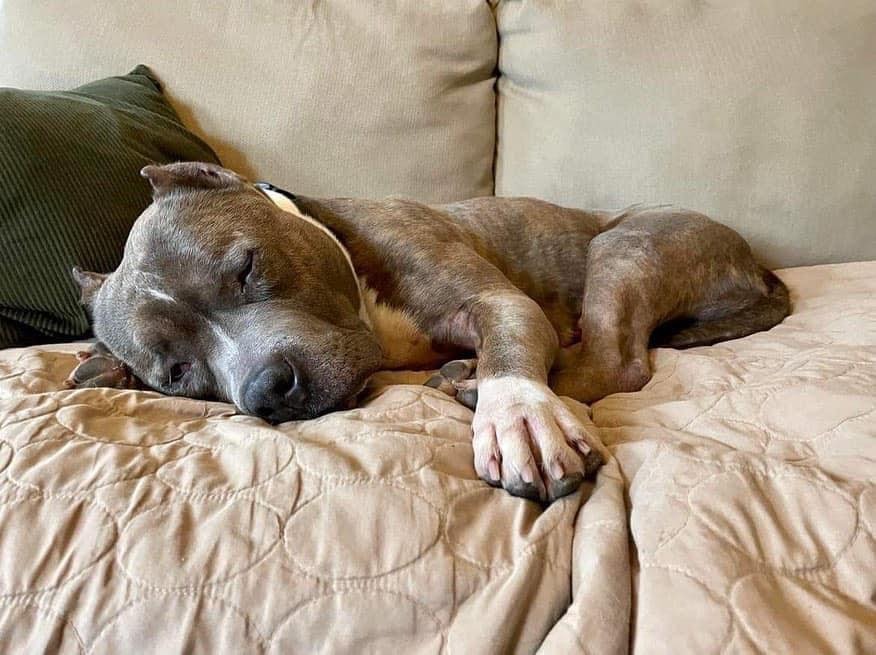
[241,359,308,422]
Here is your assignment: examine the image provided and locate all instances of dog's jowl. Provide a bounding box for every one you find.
[73,162,789,503]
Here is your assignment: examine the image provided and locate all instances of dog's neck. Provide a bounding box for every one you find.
[258,185,371,328]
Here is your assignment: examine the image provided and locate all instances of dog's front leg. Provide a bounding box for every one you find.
[464,291,601,503]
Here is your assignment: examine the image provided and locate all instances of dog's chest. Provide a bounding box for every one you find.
[360,282,444,369]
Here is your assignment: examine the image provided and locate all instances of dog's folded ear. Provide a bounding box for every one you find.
[71,267,108,310]
[140,162,248,197]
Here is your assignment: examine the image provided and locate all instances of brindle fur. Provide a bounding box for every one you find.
[75,162,790,503]
[294,196,789,402]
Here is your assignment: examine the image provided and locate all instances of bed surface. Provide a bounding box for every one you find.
[0,261,874,654]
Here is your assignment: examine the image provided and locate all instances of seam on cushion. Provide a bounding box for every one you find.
[114,497,282,591]
[683,413,772,452]
[445,532,573,575]
[0,493,118,599]
[639,562,728,597]
[418,387,476,422]
[485,0,499,197]
[654,505,693,554]
[764,406,875,444]
[180,422,293,451]
[0,396,61,430]
[859,489,876,539]
[155,438,296,498]
[0,597,87,653]
[683,468,860,574]
[327,386,424,420]
[266,589,445,647]
[290,477,446,517]
[728,573,773,655]
[52,407,187,448]
[282,479,444,582]
[5,435,196,495]
[659,445,860,488]
[721,572,875,655]
[640,561,736,654]
[620,346,869,414]
[631,349,681,393]
[289,430,436,482]
[173,588,271,651]
[678,395,725,431]
[577,518,626,532]
[277,528,577,584]
[87,590,269,653]
[640,559,736,654]
[152,458,300,518]
[441,487,575,572]
[0,439,13,475]
[629,442,664,501]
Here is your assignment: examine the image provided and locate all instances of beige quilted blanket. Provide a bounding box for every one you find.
[0,262,874,654]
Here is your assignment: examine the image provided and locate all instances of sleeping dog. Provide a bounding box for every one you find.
[72,162,790,502]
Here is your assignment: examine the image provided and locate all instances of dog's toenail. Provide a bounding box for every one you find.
[583,450,604,476]
[520,463,535,484]
[505,480,543,502]
[550,461,564,480]
[573,437,591,454]
[457,388,478,409]
[488,457,500,482]
[440,360,474,381]
[424,374,444,388]
[551,472,584,499]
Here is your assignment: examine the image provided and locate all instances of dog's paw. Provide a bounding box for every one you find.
[424,358,479,409]
[64,342,141,390]
[471,376,603,503]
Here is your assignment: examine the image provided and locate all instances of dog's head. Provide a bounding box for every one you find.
[74,162,381,421]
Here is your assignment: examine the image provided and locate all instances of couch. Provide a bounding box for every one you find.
[1,1,874,653]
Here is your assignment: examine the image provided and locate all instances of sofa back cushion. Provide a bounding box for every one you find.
[496,0,876,267]
[0,0,497,202]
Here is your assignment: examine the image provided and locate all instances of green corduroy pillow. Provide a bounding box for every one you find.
[0,65,220,348]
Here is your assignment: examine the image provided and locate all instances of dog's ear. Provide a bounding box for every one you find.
[71,267,108,310]
[140,162,247,197]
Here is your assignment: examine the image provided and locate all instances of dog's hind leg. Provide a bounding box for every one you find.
[549,237,656,403]
[549,314,653,404]
[649,269,791,349]
[551,209,791,404]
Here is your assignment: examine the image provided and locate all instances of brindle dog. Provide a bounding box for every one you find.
[73,162,789,503]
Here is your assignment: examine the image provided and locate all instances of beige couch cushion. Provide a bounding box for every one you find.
[496,0,876,267]
[0,1,497,202]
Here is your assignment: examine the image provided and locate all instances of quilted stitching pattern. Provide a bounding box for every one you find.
[0,355,589,654]
[0,261,875,654]
[590,262,876,655]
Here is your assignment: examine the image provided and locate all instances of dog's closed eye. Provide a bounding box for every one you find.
[169,362,191,384]
[238,250,255,292]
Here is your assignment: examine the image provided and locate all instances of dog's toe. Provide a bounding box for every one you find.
[70,355,117,383]
[582,449,605,477]
[439,358,477,382]
[424,360,481,408]
[546,472,584,501]
[456,387,478,409]
[504,477,546,503]
[424,373,457,396]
